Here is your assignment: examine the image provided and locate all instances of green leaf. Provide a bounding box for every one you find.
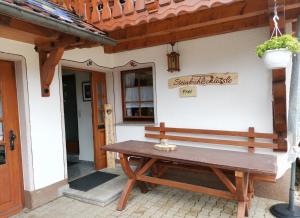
[256,34,300,58]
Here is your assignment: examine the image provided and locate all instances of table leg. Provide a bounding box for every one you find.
[237,202,247,218]
[235,171,249,218]
[117,178,136,211]
[135,158,148,193]
[117,154,136,211]
[247,175,254,209]
[118,154,157,210]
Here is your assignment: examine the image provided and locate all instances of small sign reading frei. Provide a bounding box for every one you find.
[179,86,197,97]
[168,73,238,89]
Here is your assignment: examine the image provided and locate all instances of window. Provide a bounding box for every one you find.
[121,67,154,122]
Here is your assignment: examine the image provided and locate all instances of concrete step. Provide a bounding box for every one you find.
[63,167,127,207]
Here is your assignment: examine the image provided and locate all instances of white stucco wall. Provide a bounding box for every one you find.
[63,47,114,68]
[110,27,290,178]
[0,26,293,191]
[112,27,273,146]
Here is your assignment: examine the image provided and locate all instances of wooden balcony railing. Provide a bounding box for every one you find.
[51,0,236,31]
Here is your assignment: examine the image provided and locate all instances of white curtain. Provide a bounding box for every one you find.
[125,87,139,101]
[124,73,136,87]
[125,87,153,102]
[140,86,153,101]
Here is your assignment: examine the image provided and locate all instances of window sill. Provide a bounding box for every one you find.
[116,122,156,127]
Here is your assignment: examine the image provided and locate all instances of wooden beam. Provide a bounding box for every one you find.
[36,35,98,97]
[0,14,59,40]
[211,167,236,194]
[137,174,236,200]
[39,47,64,97]
[105,14,268,53]
[136,158,157,175]
[145,132,277,148]
[36,36,82,52]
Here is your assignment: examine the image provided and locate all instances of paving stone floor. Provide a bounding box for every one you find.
[13,186,280,218]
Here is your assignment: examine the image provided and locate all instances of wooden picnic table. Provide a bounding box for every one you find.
[104,140,277,218]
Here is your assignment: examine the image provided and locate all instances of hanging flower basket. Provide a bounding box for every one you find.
[256,34,300,70]
[262,48,292,69]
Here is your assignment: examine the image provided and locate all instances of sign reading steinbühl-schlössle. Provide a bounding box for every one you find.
[168,73,238,89]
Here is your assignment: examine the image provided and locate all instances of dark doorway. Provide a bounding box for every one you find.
[62,75,80,156]
[62,69,95,181]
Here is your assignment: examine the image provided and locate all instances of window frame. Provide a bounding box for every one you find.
[121,67,154,122]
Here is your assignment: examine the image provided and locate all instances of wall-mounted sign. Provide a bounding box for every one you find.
[168,73,238,89]
[179,86,197,97]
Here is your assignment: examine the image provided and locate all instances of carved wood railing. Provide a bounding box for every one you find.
[51,0,236,31]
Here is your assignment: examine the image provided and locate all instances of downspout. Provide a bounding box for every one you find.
[0,0,116,46]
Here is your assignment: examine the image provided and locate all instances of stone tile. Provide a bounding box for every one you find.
[12,187,279,218]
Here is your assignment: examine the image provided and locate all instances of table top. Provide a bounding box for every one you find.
[104,140,277,176]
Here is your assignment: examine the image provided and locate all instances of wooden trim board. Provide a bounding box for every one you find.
[24,179,68,209]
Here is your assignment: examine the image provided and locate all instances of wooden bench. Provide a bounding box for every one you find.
[145,122,278,153]
[104,122,278,218]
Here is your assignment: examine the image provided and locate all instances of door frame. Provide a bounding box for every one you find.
[60,66,108,172]
[0,59,25,217]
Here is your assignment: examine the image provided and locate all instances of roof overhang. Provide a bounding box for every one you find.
[103,0,300,53]
[0,0,116,46]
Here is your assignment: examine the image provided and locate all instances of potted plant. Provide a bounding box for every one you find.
[256,34,300,69]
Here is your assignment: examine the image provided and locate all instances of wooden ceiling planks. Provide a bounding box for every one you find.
[105,15,268,53]
[103,0,300,53]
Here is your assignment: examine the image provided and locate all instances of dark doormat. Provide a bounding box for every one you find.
[67,161,78,166]
[69,171,118,192]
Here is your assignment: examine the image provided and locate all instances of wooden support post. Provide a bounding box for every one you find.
[39,47,64,97]
[118,154,157,210]
[235,171,249,218]
[211,167,236,194]
[247,175,254,209]
[118,154,136,210]
[268,0,287,151]
[248,127,255,153]
[160,122,166,140]
[134,158,149,193]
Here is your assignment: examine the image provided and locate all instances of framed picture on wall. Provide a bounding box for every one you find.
[82,82,91,101]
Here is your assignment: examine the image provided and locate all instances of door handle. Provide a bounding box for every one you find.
[9,130,16,151]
